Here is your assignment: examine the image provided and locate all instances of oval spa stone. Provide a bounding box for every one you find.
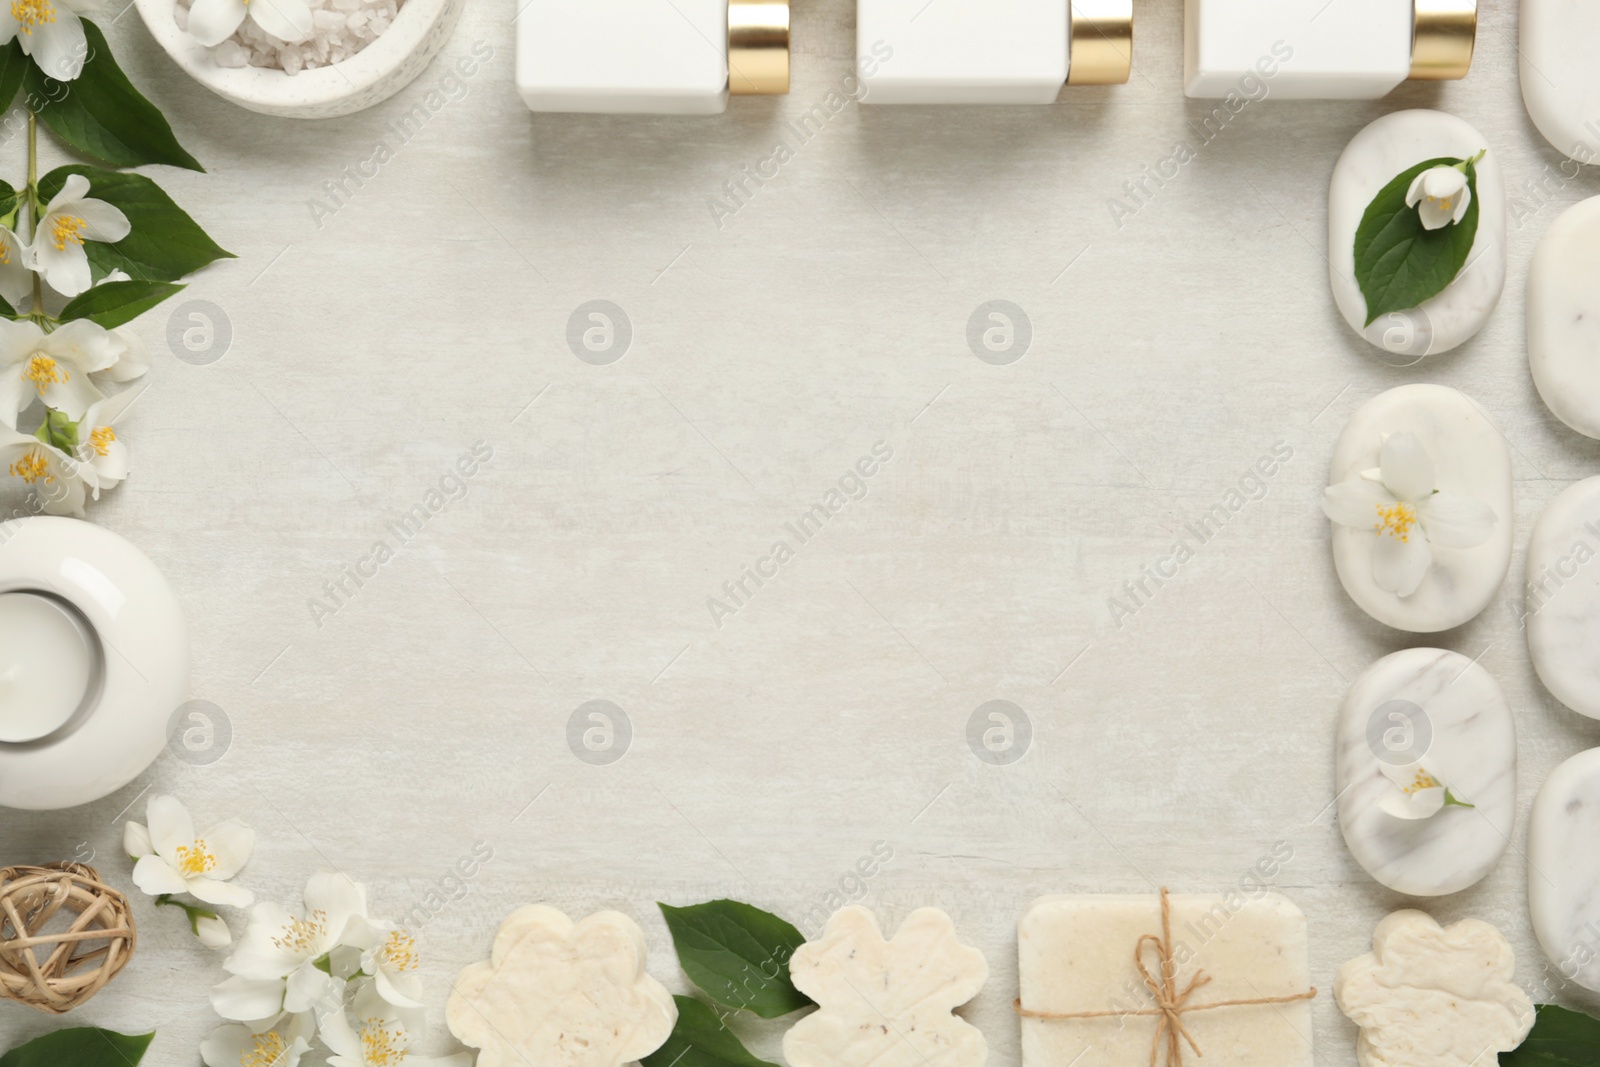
[1526,477,1600,718]
[1336,648,1515,897]
[1328,110,1506,360]
[1328,384,1513,632]
[1530,748,1600,990]
[1519,0,1600,160]
[1529,197,1600,439]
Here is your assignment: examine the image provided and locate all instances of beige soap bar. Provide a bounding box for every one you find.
[1018,893,1314,1067]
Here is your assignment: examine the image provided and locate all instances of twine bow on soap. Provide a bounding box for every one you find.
[1014,888,1317,1067]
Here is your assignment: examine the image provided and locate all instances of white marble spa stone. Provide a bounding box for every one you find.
[1018,893,1313,1067]
[1519,0,1600,160]
[1527,478,1600,717]
[1328,384,1513,632]
[1529,748,1600,990]
[1329,110,1506,359]
[1529,197,1600,439]
[1335,648,1515,897]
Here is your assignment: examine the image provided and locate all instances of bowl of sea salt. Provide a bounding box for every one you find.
[136,0,462,118]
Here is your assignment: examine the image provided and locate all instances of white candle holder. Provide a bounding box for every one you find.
[0,518,188,812]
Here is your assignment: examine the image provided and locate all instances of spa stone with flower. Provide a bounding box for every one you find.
[1329,111,1504,359]
[1335,648,1515,897]
[1323,384,1511,632]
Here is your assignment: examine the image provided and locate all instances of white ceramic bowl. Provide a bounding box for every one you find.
[134,0,464,119]
[0,517,188,811]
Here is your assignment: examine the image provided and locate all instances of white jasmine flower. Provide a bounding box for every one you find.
[197,913,234,950]
[202,1012,315,1067]
[1322,432,1496,598]
[0,227,33,306]
[186,0,313,48]
[0,428,91,516]
[100,326,151,383]
[0,318,114,426]
[1378,760,1474,820]
[362,928,423,1009]
[0,0,95,81]
[74,381,143,494]
[321,982,470,1067]
[1406,164,1471,230]
[27,174,130,298]
[128,795,257,908]
[223,873,375,1016]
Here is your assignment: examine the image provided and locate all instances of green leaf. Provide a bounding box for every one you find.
[26,20,203,172]
[0,40,25,116]
[1500,1004,1600,1066]
[39,166,232,283]
[659,900,813,1019]
[59,279,184,328]
[1353,155,1480,326]
[0,291,14,319]
[641,997,780,1067]
[0,1028,154,1067]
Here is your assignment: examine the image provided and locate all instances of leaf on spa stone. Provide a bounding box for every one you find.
[1353,155,1480,326]
[0,41,24,122]
[39,166,233,283]
[1499,1003,1600,1066]
[59,279,185,329]
[641,996,781,1067]
[0,1028,154,1067]
[659,899,814,1018]
[26,21,203,172]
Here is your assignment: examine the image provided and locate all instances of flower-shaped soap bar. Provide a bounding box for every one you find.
[1336,910,1533,1067]
[785,906,988,1067]
[446,906,676,1067]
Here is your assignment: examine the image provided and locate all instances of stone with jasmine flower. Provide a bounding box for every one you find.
[1017,891,1314,1067]
[1323,384,1511,632]
[1335,648,1515,896]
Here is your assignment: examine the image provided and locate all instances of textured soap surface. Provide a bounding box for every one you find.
[1328,384,1512,632]
[1519,0,1600,159]
[1527,477,1600,718]
[1530,749,1600,991]
[1328,110,1505,359]
[1336,648,1515,896]
[1529,197,1600,439]
[1018,894,1313,1067]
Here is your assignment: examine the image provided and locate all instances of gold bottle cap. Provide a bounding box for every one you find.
[729,0,790,95]
[1066,0,1133,86]
[1410,0,1476,80]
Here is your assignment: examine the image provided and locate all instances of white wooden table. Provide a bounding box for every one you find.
[4,0,1600,1061]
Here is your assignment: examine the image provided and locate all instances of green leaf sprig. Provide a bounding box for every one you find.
[0,1028,153,1067]
[648,900,817,1067]
[1500,1003,1600,1066]
[1353,151,1483,326]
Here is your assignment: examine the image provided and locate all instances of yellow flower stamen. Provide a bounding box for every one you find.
[0,243,10,266]
[175,841,216,877]
[90,426,115,456]
[359,1020,407,1067]
[24,355,68,394]
[379,930,419,973]
[9,449,52,485]
[1403,768,1442,795]
[241,1032,288,1067]
[10,0,56,32]
[50,214,87,252]
[272,910,328,955]
[1374,501,1418,542]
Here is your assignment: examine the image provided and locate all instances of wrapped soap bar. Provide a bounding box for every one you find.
[1018,890,1314,1067]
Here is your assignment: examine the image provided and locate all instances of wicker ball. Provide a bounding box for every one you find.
[0,863,136,1014]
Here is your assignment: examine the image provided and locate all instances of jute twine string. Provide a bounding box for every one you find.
[1014,888,1317,1067]
[0,863,136,1015]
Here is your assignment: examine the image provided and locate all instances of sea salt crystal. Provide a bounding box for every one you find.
[175,0,404,74]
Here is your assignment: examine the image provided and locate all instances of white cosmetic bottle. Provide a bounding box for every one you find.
[1184,0,1475,99]
[856,0,1133,104]
[516,0,789,114]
